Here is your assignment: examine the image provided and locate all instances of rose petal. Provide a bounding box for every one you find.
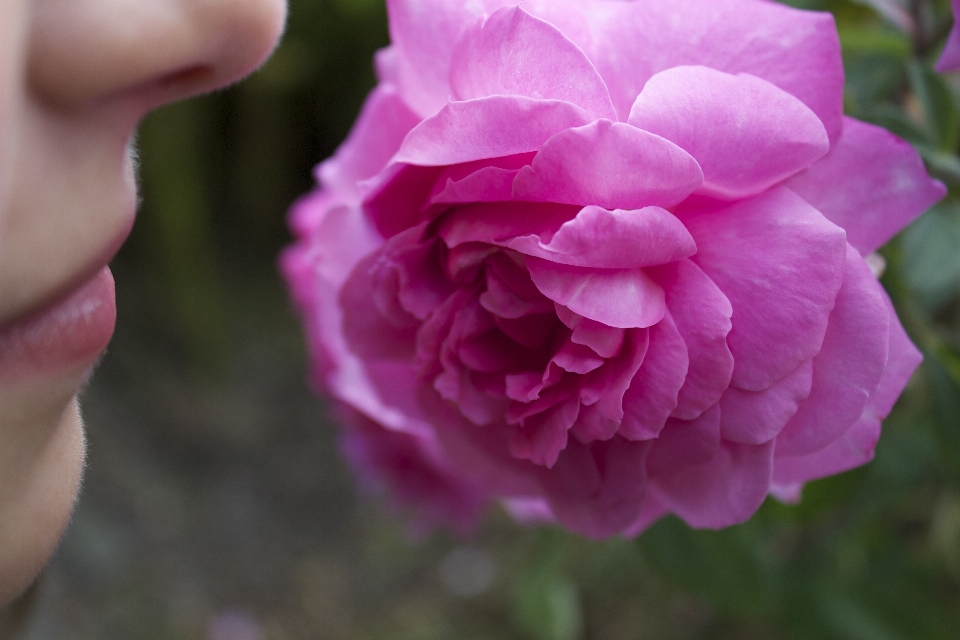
[684,188,848,391]
[513,120,703,210]
[553,338,606,374]
[340,408,489,534]
[362,163,444,238]
[649,439,775,529]
[719,360,814,445]
[627,66,829,200]
[420,384,545,497]
[317,84,423,200]
[545,438,651,539]
[571,318,624,358]
[450,6,617,120]
[623,493,670,536]
[510,397,580,467]
[771,293,920,486]
[341,250,418,361]
[558,0,844,138]
[775,246,890,456]
[937,0,960,72]
[645,403,721,478]
[494,313,558,350]
[438,201,579,249]
[394,95,594,166]
[505,205,696,269]
[526,257,666,329]
[429,153,535,206]
[651,259,733,420]
[582,328,650,422]
[785,117,946,255]
[285,201,382,287]
[620,312,689,440]
[431,167,519,205]
[865,291,923,420]
[385,0,504,116]
[772,413,881,487]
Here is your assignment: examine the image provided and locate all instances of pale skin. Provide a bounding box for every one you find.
[0,0,287,605]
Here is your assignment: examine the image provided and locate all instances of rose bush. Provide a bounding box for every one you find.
[282,0,945,538]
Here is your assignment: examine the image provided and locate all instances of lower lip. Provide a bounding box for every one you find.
[0,267,117,381]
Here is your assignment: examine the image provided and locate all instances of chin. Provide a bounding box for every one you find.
[0,399,85,607]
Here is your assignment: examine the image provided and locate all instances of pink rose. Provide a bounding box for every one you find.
[282,0,944,538]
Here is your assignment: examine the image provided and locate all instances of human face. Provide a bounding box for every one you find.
[0,0,287,605]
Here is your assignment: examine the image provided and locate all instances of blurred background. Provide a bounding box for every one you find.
[6,0,960,638]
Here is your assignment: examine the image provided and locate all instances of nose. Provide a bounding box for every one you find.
[27,0,287,111]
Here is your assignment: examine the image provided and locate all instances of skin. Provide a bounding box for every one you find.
[0,0,287,606]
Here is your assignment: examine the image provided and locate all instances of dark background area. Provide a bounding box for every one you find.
[6,0,960,638]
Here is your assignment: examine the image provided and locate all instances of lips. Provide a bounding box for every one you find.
[0,267,117,382]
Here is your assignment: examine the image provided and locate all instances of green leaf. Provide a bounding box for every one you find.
[855,103,933,147]
[838,24,911,57]
[915,144,960,185]
[901,200,960,309]
[844,54,909,111]
[637,517,782,618]
[513,530,583,640]
[907,60,960,152]
[926,349,960,475]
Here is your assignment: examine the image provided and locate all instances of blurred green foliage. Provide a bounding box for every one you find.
[116,0,960,638]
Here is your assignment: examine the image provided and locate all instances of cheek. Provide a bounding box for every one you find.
[0,398,85,606]
[0,0,27,239]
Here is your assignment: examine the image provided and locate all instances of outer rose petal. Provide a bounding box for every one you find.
[772,414,880,489]
[526,257,666,329]
[719,360,814,445]
[645,403,721,478]
[628,66,829,200]
[775,245,890,457]
[683,188,848,390]
[785,117,946,256]
[622,492,670,536]
[394,96,594,167]
[450,6,617,120]
[866,292,923,420]
[512,120,704,210]
[283,240,435,443]
[504,205,697,269]
[937,0,960,72]
[548,0,844,138]
[316,84,422,200]
[385,0,505,116]
[772,293,922,485]
[340,250,418,361]
[340,408,488,535]
[648,439,775,529]
[544,438,652,539]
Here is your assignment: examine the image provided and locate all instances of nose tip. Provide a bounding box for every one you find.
[28,0,288,110]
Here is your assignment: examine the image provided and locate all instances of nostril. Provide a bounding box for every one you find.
[159,65,214,89]
[157,65,216,96]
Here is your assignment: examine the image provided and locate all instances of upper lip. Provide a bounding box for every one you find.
[0,218,132,333]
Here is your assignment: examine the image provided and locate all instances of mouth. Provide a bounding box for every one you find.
[0,266,118,383]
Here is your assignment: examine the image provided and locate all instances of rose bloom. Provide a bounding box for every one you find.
[283,0,945,538]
